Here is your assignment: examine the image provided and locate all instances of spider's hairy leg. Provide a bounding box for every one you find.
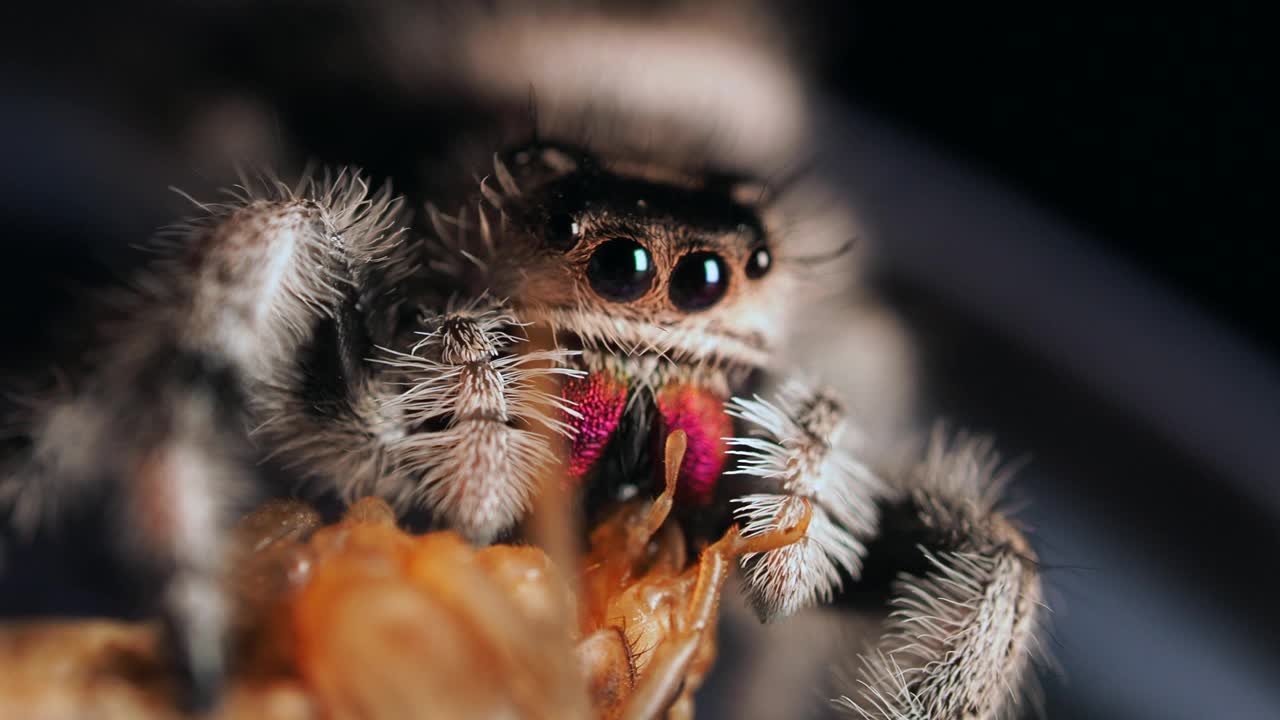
[834,432,1044,720]
[375,304,584,543]
[725,380,886,620]
[5,349,253,712]
[1,174,406,709]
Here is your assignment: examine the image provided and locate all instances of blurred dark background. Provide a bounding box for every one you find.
[826,5,1271,356]
[1,3,1275,719]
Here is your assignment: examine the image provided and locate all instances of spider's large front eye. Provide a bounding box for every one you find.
[546,212,581,251]
[587,238,655,302]
[670,251,729,311]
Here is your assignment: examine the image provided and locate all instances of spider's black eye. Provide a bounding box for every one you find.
[587,238,655,302]
[670,251,729,311]
[745,245,772,279]
[546,212,581,251]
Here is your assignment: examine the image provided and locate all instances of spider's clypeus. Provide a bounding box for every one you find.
[0,140,1042,718]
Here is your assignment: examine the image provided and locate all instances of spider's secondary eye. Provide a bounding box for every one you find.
[547,212,581,250]
[670,252,729,311]
[745,246,772,279]
[587,238,655,302]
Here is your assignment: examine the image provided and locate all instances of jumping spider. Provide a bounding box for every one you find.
[1,137,1042,717]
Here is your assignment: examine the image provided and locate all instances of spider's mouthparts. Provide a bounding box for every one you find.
[561,372,628,481]
[652,383,732,506]
[559,365,734,509]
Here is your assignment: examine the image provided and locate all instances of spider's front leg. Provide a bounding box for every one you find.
[725,380,886,620]
[0,175,406,708]
[832,432,1043,720]
[726,382,1043,719]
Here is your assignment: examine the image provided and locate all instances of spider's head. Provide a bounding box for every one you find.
[433,141,804,509]
[471,142,792,377]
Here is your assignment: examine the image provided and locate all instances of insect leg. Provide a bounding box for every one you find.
[618,495,812,720]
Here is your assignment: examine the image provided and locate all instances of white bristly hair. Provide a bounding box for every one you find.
[6,170,408,536]
[834,431,1044,720]
[151,170,410,384]
[725,380,885,620]
[375,304,584,543]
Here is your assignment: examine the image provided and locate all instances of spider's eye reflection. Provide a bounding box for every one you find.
[546,212,581,250]
[587,238,655,302]
[745,246,772,279]
[670,251,729,311]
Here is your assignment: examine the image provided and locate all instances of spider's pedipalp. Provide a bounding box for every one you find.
[379,304,585,543]
[834,431,1043,720]
[732,493,867,618]
[725,381,885,620]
